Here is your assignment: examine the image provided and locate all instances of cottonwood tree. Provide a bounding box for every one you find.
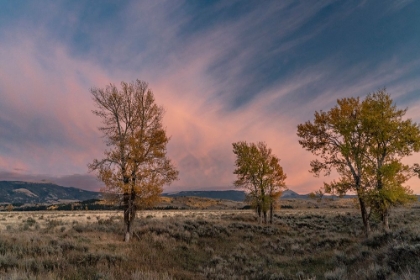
[297,97,373,237]
[232,141,287,224]
[89,80,178,241]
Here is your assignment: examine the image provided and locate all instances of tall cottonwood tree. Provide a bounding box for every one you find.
[297,97,373,237]
[233,141,287,224]
[89,80,178,241]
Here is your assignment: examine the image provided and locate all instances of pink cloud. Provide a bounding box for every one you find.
[0,34,109,176]
[147,61,328,192]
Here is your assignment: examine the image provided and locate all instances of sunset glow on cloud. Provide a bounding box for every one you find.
[1,1,420,193]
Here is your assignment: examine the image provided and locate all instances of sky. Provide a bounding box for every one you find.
[0,0,420,194]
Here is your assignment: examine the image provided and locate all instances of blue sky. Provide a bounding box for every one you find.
[0,0,419,193]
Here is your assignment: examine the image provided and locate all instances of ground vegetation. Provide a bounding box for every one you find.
[0,201,419,279]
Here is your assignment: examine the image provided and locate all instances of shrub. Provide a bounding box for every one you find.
[26,217,37,227]
[324,267,347,280]
[131,270,173,280]
[388,244,420,272]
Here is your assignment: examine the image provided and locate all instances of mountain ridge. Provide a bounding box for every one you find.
[2,181,416,206]
[162,189,307,202]
[1,181,309,204]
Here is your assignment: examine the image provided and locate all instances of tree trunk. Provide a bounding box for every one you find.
[124,206,136,242]
[359,197,371,238]
[263,210,267,224]
[382,208,390,232]
[269,202,274,224]
[123,195,132,242]
[124,225,131,242]
[123,190,136,242]
[377,172,390,232]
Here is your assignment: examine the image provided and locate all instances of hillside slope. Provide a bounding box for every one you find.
[0,181,100,204]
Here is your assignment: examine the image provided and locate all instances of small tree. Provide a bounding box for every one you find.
[308,189,324,202]
[89,80,178,241]
[6,204,13,211]
[232,141,287,224]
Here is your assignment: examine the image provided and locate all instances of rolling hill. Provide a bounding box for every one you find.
[0,181,101,204]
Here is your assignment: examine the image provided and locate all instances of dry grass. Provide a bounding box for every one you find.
[0,200,419,279]
[157,196,246,210]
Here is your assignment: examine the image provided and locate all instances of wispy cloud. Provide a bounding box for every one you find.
[0,1,419,193]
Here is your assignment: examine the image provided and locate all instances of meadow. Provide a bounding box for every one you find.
[0,199,419,280]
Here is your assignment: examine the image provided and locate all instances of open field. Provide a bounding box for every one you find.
[0,200,419,280]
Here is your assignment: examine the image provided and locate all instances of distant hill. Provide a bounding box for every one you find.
[2,180,382,208]
[162,189,308,201]
[281,189,306,199]
[0,181,100,205]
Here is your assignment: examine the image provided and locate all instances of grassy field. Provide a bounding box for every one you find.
[0,199,419,280]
